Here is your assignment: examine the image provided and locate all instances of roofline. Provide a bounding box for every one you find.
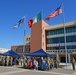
[45,20,76,30]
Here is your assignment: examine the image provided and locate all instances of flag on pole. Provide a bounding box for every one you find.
[13,16,25,28]
[45,5,62,20]
[28,11,42,28]
[28,19,33,28]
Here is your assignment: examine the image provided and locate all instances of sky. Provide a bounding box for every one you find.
[0,0,76,49]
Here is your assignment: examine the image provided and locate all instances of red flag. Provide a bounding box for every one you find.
[28,19,33,28]
[45,5,62,20]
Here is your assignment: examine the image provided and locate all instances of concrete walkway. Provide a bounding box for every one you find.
[59,63,76,70]
[0,66,76,75]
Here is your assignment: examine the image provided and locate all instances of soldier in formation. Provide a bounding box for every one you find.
[71,58,75,70]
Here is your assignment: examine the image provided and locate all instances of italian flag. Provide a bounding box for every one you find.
[28,11,42,28]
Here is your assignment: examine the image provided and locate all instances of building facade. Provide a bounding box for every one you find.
[11,20,76,62]
[45,21,76,62]
[11,35,30,55]
[30,20,49,52]
[11,45,30,55]
[30,20,76,63]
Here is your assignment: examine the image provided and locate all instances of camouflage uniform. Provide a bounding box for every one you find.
[71,58,75,70]
[6,56,9,66]
[23,56,27,68]
[54,58,59,69]
[50,58,54,68]
[47,57,51,70]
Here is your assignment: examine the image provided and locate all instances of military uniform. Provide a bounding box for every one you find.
[23,56,27,68]
[54,58,59,69]
[71,58,75,70]
[47,57,51,70]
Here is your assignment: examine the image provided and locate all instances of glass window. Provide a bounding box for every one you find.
[26,48,30,52]
[66,35,76,42]
[60,37,64,43]
[21,48,23,52]
[47,26,76,36]
[66,26,76,33]
[46,39,50,44]
[50,37,64,44]
[46,31,50,35]
[50,29,64,35]
[67,45,76,49]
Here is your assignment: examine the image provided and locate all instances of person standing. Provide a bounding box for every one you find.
[20,57,23,66]
[23,56,27,68]
[54,58,59,69]
[71,58,75,70]
[47,57,51,70]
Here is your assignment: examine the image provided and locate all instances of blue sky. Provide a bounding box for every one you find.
[0,0,76,49]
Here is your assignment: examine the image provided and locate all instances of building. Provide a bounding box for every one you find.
[11,35,30,55]
[45,21,76,63]
[30,20,49,52]
[11,20,76,62]
[11,45,30,55]
[25,34,31,45]
[30,20,76,63]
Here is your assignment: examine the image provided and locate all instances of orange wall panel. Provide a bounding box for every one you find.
[30,20,49,52]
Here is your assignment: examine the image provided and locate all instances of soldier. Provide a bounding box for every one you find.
[10,57,13,66]
[6,56,9,66]
[71,58,75,70]
[50,58,54,69]
[2,57,5,66]
[47,57,51,70]
[0,57,2,66]
[23,56,27,68]
[54,58,59,69]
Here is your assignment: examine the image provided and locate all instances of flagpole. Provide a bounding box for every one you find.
[23,16,26,56]
[41,11,43,49]
[62,4,67,65]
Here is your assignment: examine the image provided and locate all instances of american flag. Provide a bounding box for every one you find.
[45,5,62,20]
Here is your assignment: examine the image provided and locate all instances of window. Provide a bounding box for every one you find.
[20,48,23,52]
[46,31,50,35]
[29,38,30,40]
[66,35,76,42]
[42,42,44,46]
[46,39,50,44]
[66,26,76,33]
[26,48,30,52]
[26,38,28,41]
[42,34,44,38]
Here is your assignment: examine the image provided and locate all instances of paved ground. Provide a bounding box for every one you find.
[0,66,76,75]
